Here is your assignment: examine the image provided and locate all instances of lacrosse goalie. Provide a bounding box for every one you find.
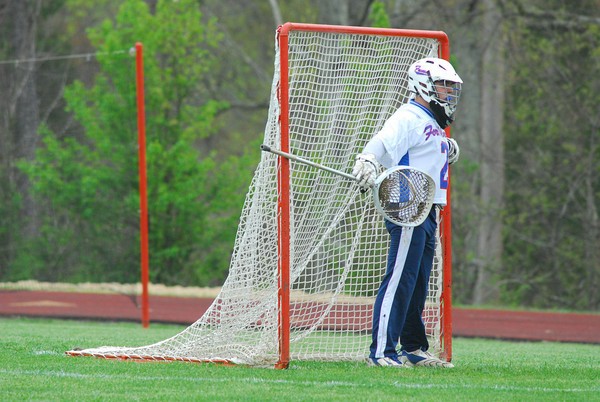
[353,57,462,368]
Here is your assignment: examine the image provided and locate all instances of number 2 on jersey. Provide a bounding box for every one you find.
[440,141,449,189]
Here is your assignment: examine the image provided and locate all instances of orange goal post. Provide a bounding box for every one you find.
[67,22,454,368]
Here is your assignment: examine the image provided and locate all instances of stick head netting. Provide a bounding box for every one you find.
[374,166,435,227]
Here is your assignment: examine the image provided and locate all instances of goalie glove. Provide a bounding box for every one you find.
[447,137,460,165]
[352,153,380,190]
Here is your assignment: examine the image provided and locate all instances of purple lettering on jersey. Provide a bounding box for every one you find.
[423,124,444,140]
[414,65,429,76]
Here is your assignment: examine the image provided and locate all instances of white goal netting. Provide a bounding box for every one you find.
[67,25,448,367]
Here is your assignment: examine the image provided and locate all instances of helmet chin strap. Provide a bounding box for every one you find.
[429,100,452,129]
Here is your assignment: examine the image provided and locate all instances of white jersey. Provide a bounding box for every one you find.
[371,100,450,205]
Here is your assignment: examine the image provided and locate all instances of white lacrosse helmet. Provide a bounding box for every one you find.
[408,57,463,128]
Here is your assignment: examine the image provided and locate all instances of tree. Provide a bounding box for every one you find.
[502,0,600,310]
[0,1,43,276]
[18,0,258,285]
[472,0,505,304]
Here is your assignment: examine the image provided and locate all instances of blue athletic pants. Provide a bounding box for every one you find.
[369,206,438,358]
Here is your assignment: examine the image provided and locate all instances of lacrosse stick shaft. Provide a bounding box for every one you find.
[260,144,357,182]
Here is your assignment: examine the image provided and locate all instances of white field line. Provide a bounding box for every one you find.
[1,368,598,394]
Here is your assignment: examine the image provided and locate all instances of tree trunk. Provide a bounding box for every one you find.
[10,0,41,239]
[317,0,374,25]
[585,128,599,309]
[473,0,504,304]
[267,0,283,26]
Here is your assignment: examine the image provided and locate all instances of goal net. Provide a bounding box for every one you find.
[67,23,453,368]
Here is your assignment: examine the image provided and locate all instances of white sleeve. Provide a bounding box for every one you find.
[362,136,387,160]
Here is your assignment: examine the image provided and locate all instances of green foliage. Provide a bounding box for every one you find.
[17,0,258,286]
[502,18,600,309]
[368,1,391,28]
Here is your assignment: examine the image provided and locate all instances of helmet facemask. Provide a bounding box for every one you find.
[429,79,462,128]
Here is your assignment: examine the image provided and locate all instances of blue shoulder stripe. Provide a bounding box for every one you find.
[409,99,434,118]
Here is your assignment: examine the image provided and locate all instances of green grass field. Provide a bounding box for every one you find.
[1,317,598,401]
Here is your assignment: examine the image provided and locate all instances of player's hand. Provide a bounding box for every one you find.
[447,137,460,165]
[352,153,379,191]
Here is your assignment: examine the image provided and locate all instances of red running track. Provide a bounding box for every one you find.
[1,290,599,344]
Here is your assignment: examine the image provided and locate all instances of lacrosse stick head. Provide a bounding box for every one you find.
[373,166,436,227]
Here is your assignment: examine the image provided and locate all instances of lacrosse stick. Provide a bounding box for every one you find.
[260,144,435,227]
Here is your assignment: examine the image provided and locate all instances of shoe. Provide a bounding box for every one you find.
[367,356,412,368]
[401,349,454,368]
